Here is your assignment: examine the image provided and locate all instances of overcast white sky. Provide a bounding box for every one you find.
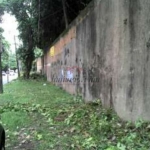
[0,12,20,53]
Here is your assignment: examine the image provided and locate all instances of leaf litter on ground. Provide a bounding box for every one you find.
[0,79,150,149]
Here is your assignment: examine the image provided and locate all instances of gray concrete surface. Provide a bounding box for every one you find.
[45,0,150,121]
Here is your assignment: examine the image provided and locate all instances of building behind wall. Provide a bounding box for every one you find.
[36,57,42,73]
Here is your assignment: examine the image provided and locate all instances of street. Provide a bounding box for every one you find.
[2,73,18,85]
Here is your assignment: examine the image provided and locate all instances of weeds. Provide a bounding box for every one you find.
[0,79,150,149]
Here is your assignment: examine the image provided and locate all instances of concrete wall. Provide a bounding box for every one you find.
[44,0,150,121]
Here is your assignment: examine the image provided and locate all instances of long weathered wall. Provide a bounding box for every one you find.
[44,0,150,121]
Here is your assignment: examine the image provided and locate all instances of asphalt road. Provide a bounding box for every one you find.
[2,73,18,85]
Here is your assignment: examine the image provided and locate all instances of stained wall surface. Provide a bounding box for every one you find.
[44,0,150,121]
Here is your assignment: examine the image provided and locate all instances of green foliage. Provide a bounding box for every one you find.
[0,80,150,149]
[34,47,43,58]
[0,30,17,71]
[5,0,36,78]
[1,39,9,70]
[0,1,5,22]
[1,0,93,78]
[31,0,92,49]
[0,27,4,35]
[30,72,46,80]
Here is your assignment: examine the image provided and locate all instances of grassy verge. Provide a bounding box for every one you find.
[0,79,150,150]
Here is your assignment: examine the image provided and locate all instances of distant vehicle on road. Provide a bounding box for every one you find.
[9,70,15,76]
[2,71,6,76]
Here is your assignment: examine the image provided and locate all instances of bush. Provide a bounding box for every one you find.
[30,72,46,80]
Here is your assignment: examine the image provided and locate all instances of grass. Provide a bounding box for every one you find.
[0,79,150,150]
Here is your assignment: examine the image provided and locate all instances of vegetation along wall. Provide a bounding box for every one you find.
[43,0,150,121]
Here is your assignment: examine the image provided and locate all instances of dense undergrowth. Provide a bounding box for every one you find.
[0,79,150,150]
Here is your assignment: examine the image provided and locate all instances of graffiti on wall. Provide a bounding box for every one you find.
[50,46,55,57]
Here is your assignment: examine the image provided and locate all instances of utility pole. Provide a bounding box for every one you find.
[14,36,20,78]
[0,37,3,94]
[62,0,68,28]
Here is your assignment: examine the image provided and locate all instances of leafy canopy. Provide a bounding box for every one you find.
[0,0,92,77]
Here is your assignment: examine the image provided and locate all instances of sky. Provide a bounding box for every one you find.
[0,12,20,53]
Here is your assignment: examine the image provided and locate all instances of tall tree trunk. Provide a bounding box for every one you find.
[23,50,33,79]
[23,27,34,79]
[24,57,33,79]
[62,0,68,28]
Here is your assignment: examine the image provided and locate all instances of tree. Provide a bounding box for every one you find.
[32,0,92,48]
[0,28,17,71]
[62,0,68,28]
[7,0,35,78]
[34,47,43,59]
[2,0,92,78]
[1,39,9,71]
